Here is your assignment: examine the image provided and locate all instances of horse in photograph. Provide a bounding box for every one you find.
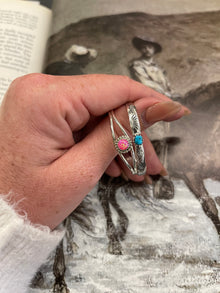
[98,81,220,254]
[98,174,129,255]
[167,81,220,234]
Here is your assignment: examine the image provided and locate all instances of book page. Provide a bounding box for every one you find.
[0,1,52,103]
[39,1,220,292]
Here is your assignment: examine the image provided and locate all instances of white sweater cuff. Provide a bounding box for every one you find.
[0,195,65,293]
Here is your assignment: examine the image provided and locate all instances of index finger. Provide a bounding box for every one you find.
[55,74,174,131]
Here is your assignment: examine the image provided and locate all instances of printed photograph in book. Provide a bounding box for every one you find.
[30,9,220,293]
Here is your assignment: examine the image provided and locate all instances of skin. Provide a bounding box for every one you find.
[0,73,189,229]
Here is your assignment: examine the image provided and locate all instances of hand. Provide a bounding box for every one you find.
[0,74,189,229]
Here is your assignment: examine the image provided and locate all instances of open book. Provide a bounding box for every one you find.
[0,0,52,101]
[1,1,220,292]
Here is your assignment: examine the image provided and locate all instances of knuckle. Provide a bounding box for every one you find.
[12,73,52,94]
[8,73,54,106]
[12,73,41,88]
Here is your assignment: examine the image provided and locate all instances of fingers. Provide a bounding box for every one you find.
[43,74,188,132]
[49,94,189,191]
[134,98,190,128]
[105,160,122,177]
[5,73,190,154]
[45,96,189,228]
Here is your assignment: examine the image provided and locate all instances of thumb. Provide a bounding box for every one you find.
[41,115,114,228]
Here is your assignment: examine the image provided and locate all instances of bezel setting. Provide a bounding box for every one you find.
[114,136,132,154]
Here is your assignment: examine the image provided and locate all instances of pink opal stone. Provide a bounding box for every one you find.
[118,139,129,151]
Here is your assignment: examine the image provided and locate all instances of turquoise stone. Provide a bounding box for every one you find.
[134,135,143,145]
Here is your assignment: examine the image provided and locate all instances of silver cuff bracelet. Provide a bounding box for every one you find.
[109,104,146,176]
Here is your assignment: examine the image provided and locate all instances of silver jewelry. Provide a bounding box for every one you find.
[127,104,146,175]
[109,104,146,176]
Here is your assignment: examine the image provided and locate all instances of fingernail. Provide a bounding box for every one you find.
[145,101,182,123]
[183,109,192,116]
[121,170,129,181]
[160,166,168,176]
[145,175,153,185]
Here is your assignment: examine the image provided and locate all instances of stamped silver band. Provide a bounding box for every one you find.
[127,104,147,175]
[109,104,146,176]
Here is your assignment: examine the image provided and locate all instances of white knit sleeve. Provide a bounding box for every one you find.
[0,195,65,293]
